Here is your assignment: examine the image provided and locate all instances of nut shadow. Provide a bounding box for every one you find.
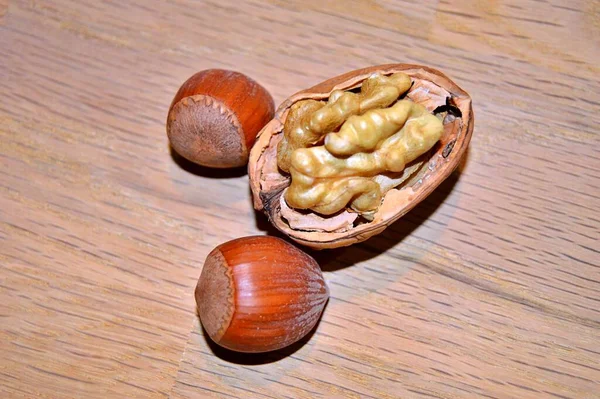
[253,204,285,237]
[251,149,470,272]
[200,299,329,365]
[313,153,469,272]
[169,146,248,178]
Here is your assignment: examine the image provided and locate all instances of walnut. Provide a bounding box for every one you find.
[282,81,444,217]
[249,64,474,249]
[276,72,412,173]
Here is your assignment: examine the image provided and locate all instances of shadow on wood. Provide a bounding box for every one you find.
[169,145,248,178]
[311,150,470,272]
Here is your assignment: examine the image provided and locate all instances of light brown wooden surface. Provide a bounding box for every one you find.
[1,1,599,398]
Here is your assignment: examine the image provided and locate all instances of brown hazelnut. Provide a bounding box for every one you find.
[195,236,329,353]
[167,69,275,168]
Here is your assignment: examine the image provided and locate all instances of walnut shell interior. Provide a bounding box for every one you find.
[249,64,474,249]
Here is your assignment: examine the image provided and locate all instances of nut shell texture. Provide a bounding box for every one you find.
[167,69,274,168]
[249,64,474,249]
[195,236,329,353]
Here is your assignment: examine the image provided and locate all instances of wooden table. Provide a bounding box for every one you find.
[2,1,599,398]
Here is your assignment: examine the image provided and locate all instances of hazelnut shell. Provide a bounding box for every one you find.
[195,236,329,353]
[167,69,274,168]
[249,64,474,249]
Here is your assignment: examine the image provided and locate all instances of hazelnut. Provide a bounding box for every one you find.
[167,69,275,168]
[195,236,329,353]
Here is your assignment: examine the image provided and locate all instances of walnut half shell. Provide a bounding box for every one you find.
[249,64,474,249]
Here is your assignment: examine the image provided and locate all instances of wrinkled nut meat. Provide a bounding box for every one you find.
[279,73,444,218]
[249,64,474,249]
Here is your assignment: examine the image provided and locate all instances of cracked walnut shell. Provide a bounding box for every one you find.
[249,64,474,249]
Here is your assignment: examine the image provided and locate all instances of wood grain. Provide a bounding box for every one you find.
[1,1,598,398]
